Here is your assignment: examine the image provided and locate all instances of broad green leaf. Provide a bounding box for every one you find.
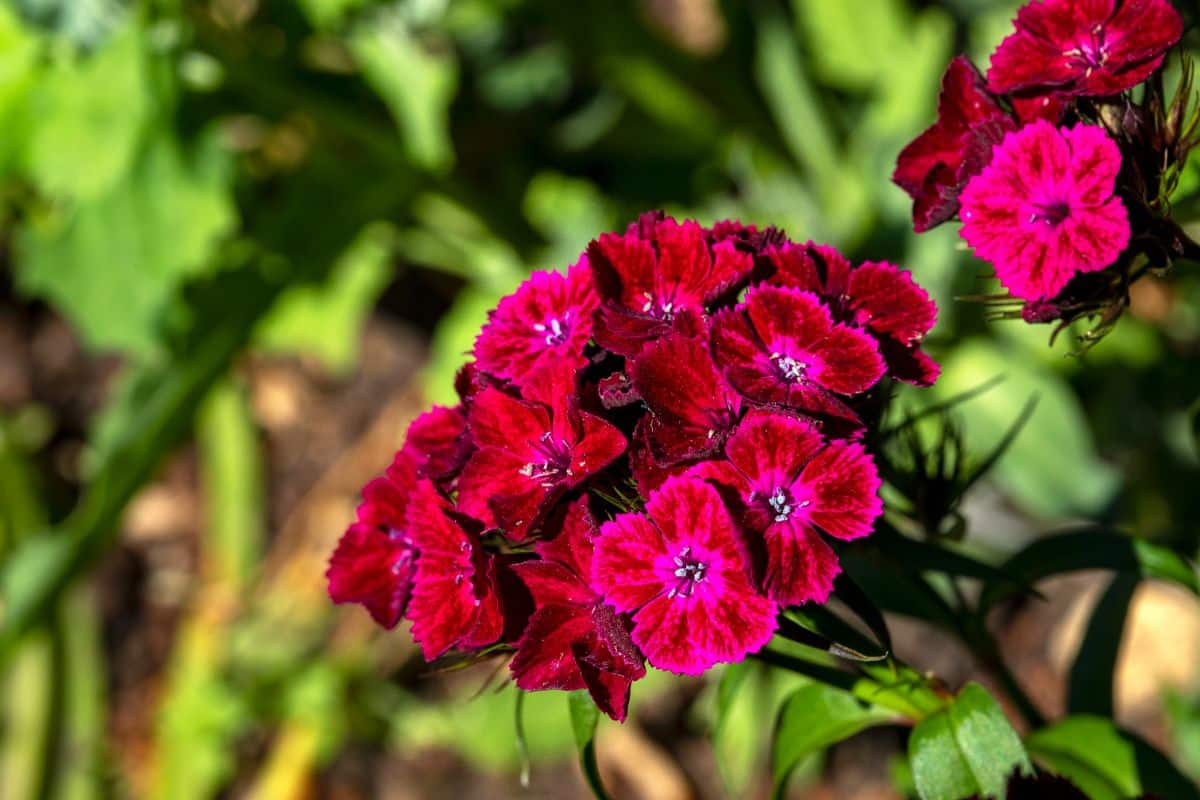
[910,712,977,800]
[772,683,896,799]
[24,20,148,199]
[17,130,236,354]
[932,339,1119,518]
[979,528,1199,613]
[1027,716,1200,800]
[568,690,611,800]
[708,663,805,796]
[257,223,395,373]
[1067,574,1139,717]
[350,13,456,172]
[909,683,1030,800]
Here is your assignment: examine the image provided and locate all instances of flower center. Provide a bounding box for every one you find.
[532,312,571,346]
[641,292,676,320]
[766,487,811,523]
[518,431,574,487]
[770,352,809,383]
[1029,200,1071,227]
[1065,24,1108,71]
[668,546,708,599]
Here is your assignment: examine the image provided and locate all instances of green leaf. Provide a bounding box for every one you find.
[909,683,1030,800]
[772,683,896,799]
[567,690,611,800]
[256,222,395,373]
[350,12,456,172]
[16,129,236,354]
[1027,716,1200,800]
[979,528,1199,613]
[931,339,1119,518]
[712,661,752,764]
[1067,574,1139,717]
[24,19,148,199]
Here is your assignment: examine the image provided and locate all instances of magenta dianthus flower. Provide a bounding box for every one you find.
[687,411,882,606]
[592,476,778,675]
[710,285,884,430]
[588,215,752,356]
[457,365,626,537]
[959,120,1131,302]
[474,259,598,385]
[768,243,940,387]
[987,0,1183,98]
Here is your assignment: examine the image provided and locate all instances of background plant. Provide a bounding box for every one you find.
[0,0,1199,798]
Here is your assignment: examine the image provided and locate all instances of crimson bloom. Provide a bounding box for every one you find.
[592,476,778,675]
[405,480,503,660]
[510,499,645,721]
[710,285,884,429]
[894,56,1016,232]
[959,120,1131,301]
[400,405,470,486]
[326,451,420,628]
[474,260,598,386]
[588,215,752,355]
[687,412,882,606]
[629,334,742,466]
[769,243,940,386]
[457,366,626,537]
[987,0,1183,98]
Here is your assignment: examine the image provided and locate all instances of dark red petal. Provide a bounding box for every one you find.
[537,496,601,582]
[630,333,740,460]
[569,410,627,485]
[577,657,634,723]
[356,451,418,530]
[878,337,941,387]
[744,285,835,354]
[762,524,842,606]
[767,242,851,296]
[894,56,1005,195]
[326,522,416,628]
[629,416,689,494]
[726,410,824,488]
[467,386,552,456]
[848,261,938,343]
[457,446,547,533]
[513,561,595,607]
[799,439,883,542]
[406,481,497,659]
[796,438,883,544]
[401,405,470,483]
[653,217,713,306]
[808,324,886,396]
[587,231,657,309]
[510,604,591,692]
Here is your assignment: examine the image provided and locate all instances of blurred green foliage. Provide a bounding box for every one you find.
[0,0,1198,797]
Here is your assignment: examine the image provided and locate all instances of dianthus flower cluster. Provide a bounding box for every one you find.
[895,0,1198,334]
[326,213,938,720]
